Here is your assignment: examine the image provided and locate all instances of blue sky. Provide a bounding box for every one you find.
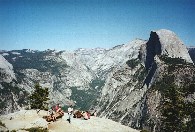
[0,0,194,51]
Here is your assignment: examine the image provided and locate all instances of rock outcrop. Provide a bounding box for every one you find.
[0,110,49,131]
[97,29,195,132]
[155,29,192,63]
[145,29,192,69]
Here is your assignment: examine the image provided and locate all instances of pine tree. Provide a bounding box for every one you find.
[30,83,49,111]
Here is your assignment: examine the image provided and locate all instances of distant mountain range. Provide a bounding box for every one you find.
[0,38,146,113]
[0,29,195,132]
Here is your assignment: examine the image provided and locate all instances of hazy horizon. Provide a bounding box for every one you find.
[0,0,195,51]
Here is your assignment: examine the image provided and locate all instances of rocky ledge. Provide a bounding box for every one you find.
[0,110,140,132]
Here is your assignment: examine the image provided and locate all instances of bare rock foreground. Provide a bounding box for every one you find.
[0,110,139,132]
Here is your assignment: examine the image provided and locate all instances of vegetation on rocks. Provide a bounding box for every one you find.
[140,130,149,132]
[159,55,194,72]
[23,127,49,132]
[0,120,6,127]
[150,55,195,132]
[152,76,195,132]
[126,58,141,69]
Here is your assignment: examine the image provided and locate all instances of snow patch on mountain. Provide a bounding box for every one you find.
[11,52,21,55]
[2,53,9,56]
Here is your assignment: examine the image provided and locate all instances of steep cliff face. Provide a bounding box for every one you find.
[98,60,147,128]
[97,29,195,131]
[0,55,15,83]
[144,56,195,132]
[0,55,28,115]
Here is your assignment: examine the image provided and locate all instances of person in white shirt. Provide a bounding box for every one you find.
[67,105,73,123]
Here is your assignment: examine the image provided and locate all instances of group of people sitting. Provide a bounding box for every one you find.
[45,104,97,122]
[73,110,97,120]
[47,104,64,122]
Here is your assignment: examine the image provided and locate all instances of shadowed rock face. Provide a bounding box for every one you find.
[144,29,193,87]
[145,29,193,69]
[146,31,161,70]
[188,47,195,63]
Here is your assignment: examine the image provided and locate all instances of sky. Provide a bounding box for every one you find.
[0,0,195,51]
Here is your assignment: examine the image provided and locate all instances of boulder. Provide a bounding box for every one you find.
[0,110,48,131]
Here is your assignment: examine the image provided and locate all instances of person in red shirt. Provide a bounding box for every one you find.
[85,111,90,119]
[55,104,59,112]
[55,104,64,115]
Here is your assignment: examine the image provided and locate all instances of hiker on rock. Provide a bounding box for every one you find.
[67,105,73,123]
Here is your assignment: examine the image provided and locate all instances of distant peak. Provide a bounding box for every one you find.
[153,29,176,34]
[147,29,193,63]
[154,29,179,40]
[155,29,173,32]
[75,47,106,52]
